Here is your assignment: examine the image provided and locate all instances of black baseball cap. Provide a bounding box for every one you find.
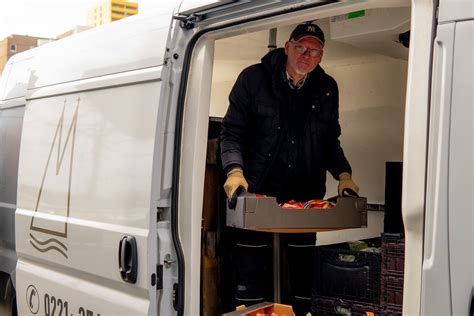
[289,23,325,45]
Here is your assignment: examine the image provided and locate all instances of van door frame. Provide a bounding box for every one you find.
[168,0,436,315]
[170,3,338,314]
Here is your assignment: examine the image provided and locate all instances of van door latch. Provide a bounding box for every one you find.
[163,254,176,268]
[173,13,203,30]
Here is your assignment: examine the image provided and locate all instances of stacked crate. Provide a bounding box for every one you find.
[312,242,383,315]
[380,233,405,315]
[312,296,385,316]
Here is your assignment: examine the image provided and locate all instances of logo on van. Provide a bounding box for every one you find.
[29,97,80,259]
[26,284,40,314]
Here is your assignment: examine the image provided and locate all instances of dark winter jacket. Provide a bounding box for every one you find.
[220,48,351,200]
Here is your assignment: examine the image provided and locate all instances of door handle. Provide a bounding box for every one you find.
[118,235,138,283]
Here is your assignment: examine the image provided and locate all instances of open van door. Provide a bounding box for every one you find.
[420,1,474,315]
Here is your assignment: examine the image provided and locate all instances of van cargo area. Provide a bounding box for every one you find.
[200,6,409,315]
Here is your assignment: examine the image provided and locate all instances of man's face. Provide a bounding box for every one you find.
[284,36,323,76]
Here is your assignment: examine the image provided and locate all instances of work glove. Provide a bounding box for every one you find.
[338,172,359,196]
[224,168,248,199]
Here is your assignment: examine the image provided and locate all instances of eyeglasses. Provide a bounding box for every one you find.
[291,41,323,57]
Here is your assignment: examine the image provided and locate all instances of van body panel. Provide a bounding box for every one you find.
[0,58,13,100]
[8,14,169,96]
[401,0,436,314]
[421,21,455,316]
[177,37,215,315]
[179,0,236,15]
[15,79,161,315]
[421,7,474,316]
[439,0,474,23]
[2,53,33,101]
[447,19,473,316]
[0,105,24,277]
[16,259,150,315]
[26,66,162,101]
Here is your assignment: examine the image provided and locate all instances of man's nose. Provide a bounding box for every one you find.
[300,50,311,58]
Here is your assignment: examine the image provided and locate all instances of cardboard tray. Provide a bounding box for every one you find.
[222,302,295,316]
[226,193,367,233]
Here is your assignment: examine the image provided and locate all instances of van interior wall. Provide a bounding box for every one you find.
[210,18,408,244]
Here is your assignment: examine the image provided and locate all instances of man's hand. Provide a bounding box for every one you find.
[338,172,359,196]
[224,168,248,199]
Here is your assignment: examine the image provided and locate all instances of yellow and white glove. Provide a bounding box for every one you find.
[338,172,359,196]
[224,168,248,199]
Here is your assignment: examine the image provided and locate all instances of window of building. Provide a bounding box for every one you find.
[10,44,16,53]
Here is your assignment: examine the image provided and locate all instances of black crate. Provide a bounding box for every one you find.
[382,306,402,316]
[381,233,405,244]
[381,280,403,307]
[312,295,384,316]
[313,245,381,304]
[382,254,404,277]
[381,234,405,277]
[381,274,404,287]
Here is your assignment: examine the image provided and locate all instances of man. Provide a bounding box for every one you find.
[220,23,359,312]
[221,23,358,203]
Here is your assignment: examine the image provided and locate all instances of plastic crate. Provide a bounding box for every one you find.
[382,254,404,276]
[312,295,384,316]
[382,306,402,316]
[381,280,403,307]
[381,234,405,277]
[381,233,405,244]
[314,245,381,304]
[381,274,404,287]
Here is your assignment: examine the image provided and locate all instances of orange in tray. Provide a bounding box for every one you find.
[253,194,335,209]
[279,199,335,209]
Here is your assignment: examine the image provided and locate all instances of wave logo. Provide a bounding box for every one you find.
[29,97,80,259]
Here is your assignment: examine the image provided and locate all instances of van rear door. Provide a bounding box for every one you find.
[421,1,474,315]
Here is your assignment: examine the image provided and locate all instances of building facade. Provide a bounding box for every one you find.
[0,35,52,75]
[87,0,138,27]
[56,25,93,40]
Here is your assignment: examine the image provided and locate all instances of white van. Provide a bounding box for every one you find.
[0,0,472,315]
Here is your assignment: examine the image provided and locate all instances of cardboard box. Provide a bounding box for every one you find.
[222,302,295,316]
[227,194,367,233]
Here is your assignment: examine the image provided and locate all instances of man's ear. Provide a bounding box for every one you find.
[284,41,290,55]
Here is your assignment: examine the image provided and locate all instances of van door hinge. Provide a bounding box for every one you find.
[173,13,203,29]
[156,198,170,222]
[156,207,166,222]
